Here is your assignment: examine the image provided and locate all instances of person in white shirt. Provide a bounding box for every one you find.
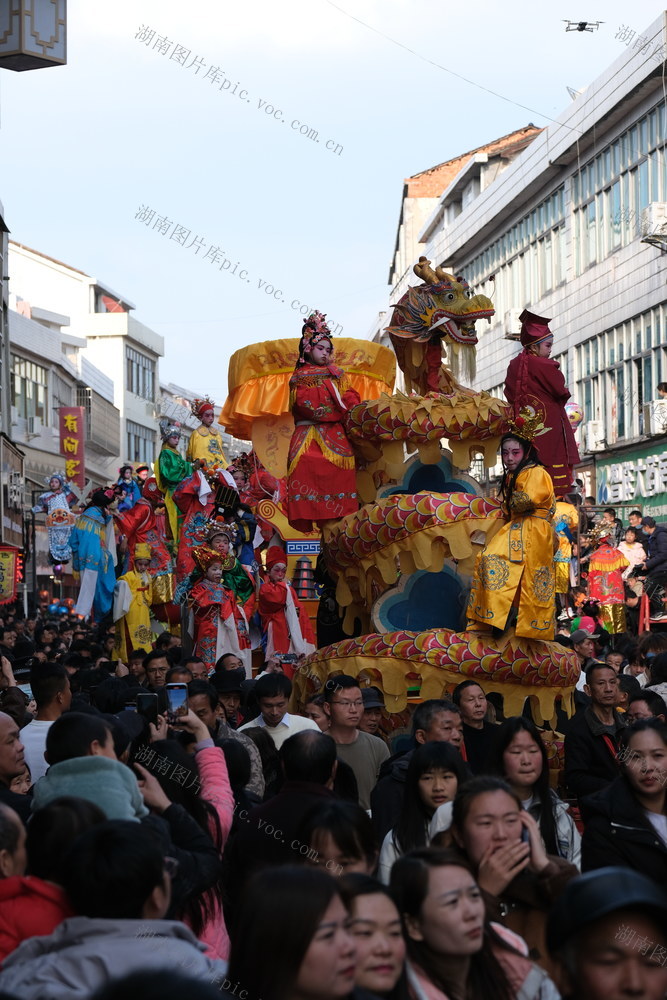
[20,664,71,783]
[239,673,318,749]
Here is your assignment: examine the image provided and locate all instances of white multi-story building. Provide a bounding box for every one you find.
[8,242,163,472]
[392,13,667,516]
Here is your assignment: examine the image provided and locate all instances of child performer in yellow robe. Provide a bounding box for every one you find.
[113,542,154,660]
[467,416,557,641]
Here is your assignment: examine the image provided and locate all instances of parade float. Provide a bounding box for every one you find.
[219,260,580,723]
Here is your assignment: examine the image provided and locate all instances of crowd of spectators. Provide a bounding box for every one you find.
[0,503,665,999]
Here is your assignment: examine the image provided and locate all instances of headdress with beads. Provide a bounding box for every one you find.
[505,404,551,443]
[206,519,237,545]
[190,397,215,420]
[297,311,333,366]
[159,418,182,442]
[227,452,254,481]
[45,471,68,489]
[193,545,223,574]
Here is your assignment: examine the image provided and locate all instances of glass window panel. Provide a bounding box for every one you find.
[650,149,660,202]
[573,173,579,204]
[650,109,657,147]
[639,159,649,214]
[659,102,667,144]
[617,367,625,437]
[640,119,648,155]
[611,180,621,248]
[584,380,592,420]
[629,126,638,163]
[612,141,620,176]
[587,200,596,265]
[603,149,611,182]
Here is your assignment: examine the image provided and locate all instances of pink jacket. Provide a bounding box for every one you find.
[188,744,235,961]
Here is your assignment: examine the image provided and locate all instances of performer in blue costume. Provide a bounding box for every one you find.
[32,472,78,563]
[71,486,123,620]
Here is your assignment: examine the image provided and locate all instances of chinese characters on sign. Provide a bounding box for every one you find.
[0,547,19,605]
[597,448,667,518]
[59,407,86,490]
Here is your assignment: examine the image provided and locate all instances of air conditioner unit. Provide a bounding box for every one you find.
[583,420,606,452]
[26,416,40,435]
[504,309,522,341]
[644,399,667,435]
[641,202,667,237]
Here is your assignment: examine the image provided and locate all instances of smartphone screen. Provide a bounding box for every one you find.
[165,683,188,720]
[136,692,159,728]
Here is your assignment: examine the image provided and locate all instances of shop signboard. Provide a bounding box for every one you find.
[596,442,667,519]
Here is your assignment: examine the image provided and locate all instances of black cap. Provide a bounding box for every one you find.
[547,868,667,952]
[362,686,385,710]
[211,667,245,694]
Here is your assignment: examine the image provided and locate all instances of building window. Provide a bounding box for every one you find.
[126,347,155,401]
[126,420,155,464]
[10,355,48,424]
[576,306,667,445]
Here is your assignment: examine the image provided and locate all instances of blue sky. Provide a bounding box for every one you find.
[0,0,660,400]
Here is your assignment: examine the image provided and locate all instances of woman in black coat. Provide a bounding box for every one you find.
[581,718,667,880]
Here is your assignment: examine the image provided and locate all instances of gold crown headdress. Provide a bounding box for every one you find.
[506,404,551,443]
[588,522,613,547]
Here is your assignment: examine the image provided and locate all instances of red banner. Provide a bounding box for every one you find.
[59,406,86,489]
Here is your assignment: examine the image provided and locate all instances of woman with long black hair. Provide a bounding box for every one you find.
[485,717,580,867]
[390,848,559,1000]
[378,742,470,883]
[228,866,358,1000]
[467,430,556,641]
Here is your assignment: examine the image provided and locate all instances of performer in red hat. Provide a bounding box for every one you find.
[258,546,316,674]
[504,310,580,498]
[187,396,228,467]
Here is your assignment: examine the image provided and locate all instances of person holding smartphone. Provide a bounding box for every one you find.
[449,776,577,976]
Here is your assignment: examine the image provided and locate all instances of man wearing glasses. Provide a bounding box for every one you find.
[323,675,389,810]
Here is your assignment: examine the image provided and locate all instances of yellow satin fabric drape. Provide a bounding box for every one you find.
[219,338,396,440]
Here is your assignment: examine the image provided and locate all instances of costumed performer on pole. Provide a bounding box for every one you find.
[587,524,629,636]
[504,310,580,498]
[189,546,249,676]
[186,397,228,468]
[553,497,578,609]
[467,412,557,641]
[258,545,316,674]
[32,473,78,563]
[113,477,175,611]
[286,311,360,533]
[207,520,257,662]
[116,465,141,511]
[113,542,154,661]
[70,486,123,621]
[173,466,238,600]
[154,419,192,545]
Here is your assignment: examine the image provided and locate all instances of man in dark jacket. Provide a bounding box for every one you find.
[640,516,667,618]
[370,699,464,840]
[564,662,626,803]
[224,729,338,914]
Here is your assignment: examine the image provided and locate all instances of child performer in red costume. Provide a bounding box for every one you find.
[258,546,316,674]
[587,524,630,635]
[504,310,580,498]
[189,546,250,675]
[287,311,360,533]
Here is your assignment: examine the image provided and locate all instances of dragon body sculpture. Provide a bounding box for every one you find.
[386,257,495,394]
